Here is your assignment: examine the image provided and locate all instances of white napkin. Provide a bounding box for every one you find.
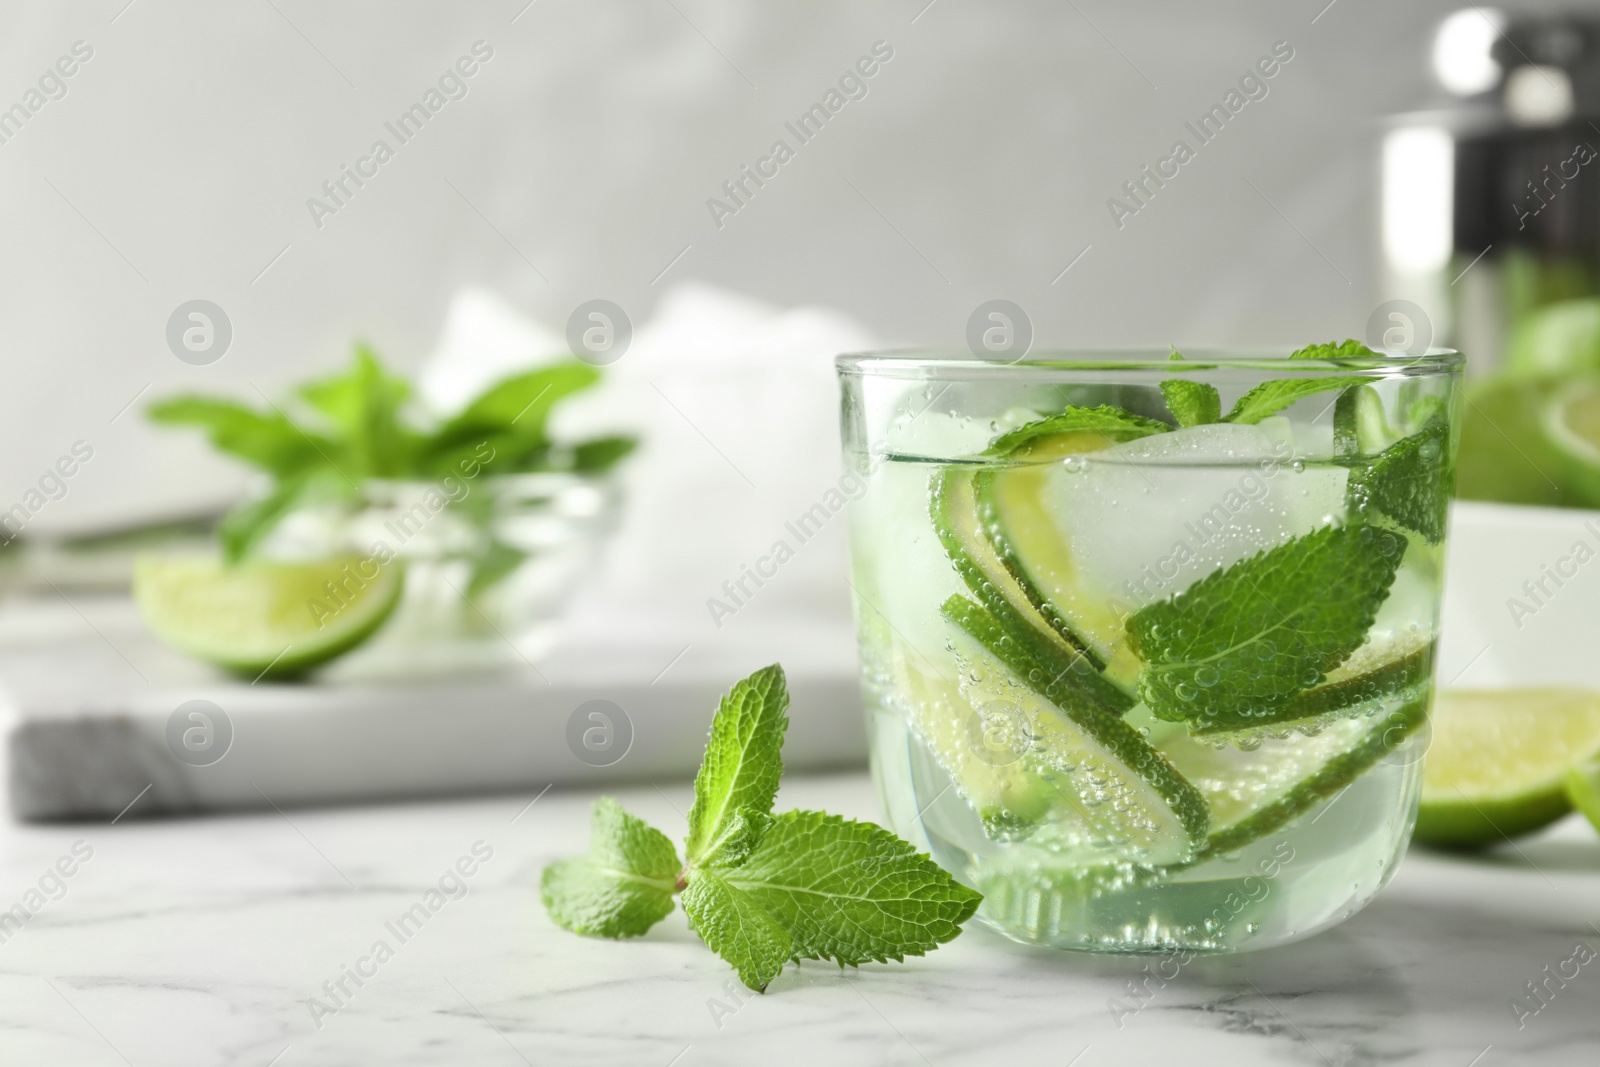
[417,283,877,653]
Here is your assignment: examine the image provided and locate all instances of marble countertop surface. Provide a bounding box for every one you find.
[2,771,1597,1066]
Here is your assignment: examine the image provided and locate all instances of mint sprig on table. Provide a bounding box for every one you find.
[541,665,982,992]
[149,345,636,562]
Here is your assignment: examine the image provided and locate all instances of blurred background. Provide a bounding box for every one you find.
[9,0,1600,818]
[0,0,1530,533]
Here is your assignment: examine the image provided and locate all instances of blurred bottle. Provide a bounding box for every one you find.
[1383,9,1600,379]
[1380,9,1600,508]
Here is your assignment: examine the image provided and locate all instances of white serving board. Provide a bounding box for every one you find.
[0,597,865,821]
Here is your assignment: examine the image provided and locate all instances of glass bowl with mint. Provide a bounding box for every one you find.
[135,346,634,680]
[837,342,1461,953]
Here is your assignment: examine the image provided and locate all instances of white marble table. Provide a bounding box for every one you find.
[1,771,1596,1066]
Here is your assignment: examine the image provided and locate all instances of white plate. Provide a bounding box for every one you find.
[1440,500,1600,688]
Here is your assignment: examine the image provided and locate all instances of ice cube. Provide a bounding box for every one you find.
[1038,422,1348,612]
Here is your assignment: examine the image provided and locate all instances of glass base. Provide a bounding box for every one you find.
[869,708,1421,954]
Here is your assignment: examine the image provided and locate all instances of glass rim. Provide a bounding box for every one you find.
[835,346,1464,378]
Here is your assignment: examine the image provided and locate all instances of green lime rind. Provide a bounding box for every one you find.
[931,468,1133,713]
[1199,693,1427,858]
[1415,689,1600,848]
[985,406,1172,456]
[134,554,404,678]
[970,694,1429,908]
[1190,643,1435,739]
[941,594,1211,853]
[1544,377,1600,509]
[1565,761,1600,835]
[1414,783,1571,847]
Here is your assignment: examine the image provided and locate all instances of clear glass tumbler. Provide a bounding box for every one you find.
[837,347,1463,952]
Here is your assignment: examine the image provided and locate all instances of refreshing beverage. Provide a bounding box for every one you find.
[838,346,1462,952]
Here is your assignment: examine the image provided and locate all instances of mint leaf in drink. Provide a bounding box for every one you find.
[723,810,982,967]
[1346,416,1451,543]
[987,406,1171,456]
[1223,340,1379,426]
[1288,339,1381,361]
[1160,350,1221,427]
[685,664,788,864]
[1161,380,1221,427]
[1126,523,1407,730]
[681,870,793,992]
[540,796,682,939]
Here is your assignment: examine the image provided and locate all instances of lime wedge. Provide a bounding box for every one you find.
[942,595,1209,865]
[1415,689,1600,848]
[1545,377,1600,508]
[1567,759,1600,835]
[134,554,403,678]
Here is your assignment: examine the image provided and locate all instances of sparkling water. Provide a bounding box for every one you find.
[846,422,1439,953]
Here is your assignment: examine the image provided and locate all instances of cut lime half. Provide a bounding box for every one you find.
[1545,377,1600,508]
[1566,760,1600,836]
[1415,688,1600,848]
[134,554,404,678]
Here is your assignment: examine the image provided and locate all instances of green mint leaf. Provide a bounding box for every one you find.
[987,406,1171,456]
[1126,523,1407,730]
[298,344,415,478]
[681,869,792,992]
[1224,375,1372,425]
[216,470,349,563]
[722,810,982,967]
[1346,416,1452,543]
[1287,339,1380,361]
[570,434,639,474]
[463,538,526,600]
[1191,641,1435,737]
[699,807,775,869]
[423,362,601,475]
[1160,380,1222,427]
[540,797,681,939]
[1223,340,1381,426]
[685,665,789,864]
[147,397,332,477]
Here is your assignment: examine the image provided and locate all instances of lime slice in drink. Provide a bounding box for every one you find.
[1152,693,1427,858]
[1415,689,1600,848]
[942,594,1209,865]
[889,645,1060,837]
[930,416,1159,701]
[932,464,1134,709]
[134,554,403,678]
[1544,377,1600,508]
